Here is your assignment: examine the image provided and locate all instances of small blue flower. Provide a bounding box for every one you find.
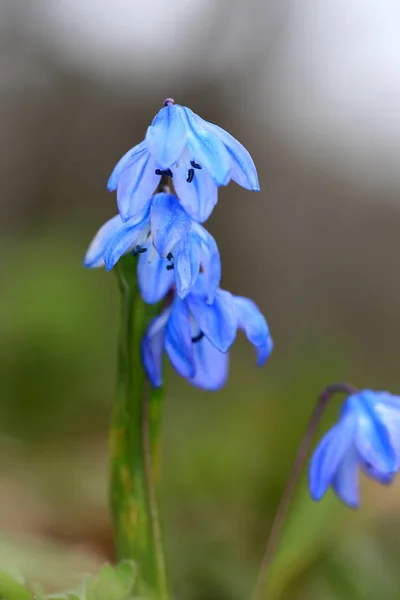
[309,389,400,508]
[84,193,221,303]
[108,101,259,223]
[141,277,273,390]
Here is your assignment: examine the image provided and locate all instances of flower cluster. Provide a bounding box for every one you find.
[309,389,400,508]
[85,99,272,389]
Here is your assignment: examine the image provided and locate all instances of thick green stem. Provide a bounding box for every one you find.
[109,254,168,599]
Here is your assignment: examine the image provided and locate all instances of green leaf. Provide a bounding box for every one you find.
[112,563,137,595]
[265,480,341,599]
[85,562,136,600]
[0,569,31,600]
[46,595,82,600]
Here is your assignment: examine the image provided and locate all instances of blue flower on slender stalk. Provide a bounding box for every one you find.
[108,99,259,224]
[309,389,400,508]
[141,276,273,390]
[84,192,221,303]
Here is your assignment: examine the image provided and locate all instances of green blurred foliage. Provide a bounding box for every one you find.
[1,233,400,599]
[0,562,142,600]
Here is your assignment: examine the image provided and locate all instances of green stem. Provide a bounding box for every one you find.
[109,254,168,600]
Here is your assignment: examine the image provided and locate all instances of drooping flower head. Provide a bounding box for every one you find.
[309,389,400,508]
[84,97,270,392]
[108,99,260,224]
[84,192,221,303]
[142,276,273,390]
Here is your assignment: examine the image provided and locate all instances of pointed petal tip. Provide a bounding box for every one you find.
[119,210,131,223]
[107,179,116,192]
[309,484,325,502]
[149,375,163,388]
[336,491,360,510]
[220,172,231,187]
[83,256,103,269]
[104,249,119,271]
[192,379,226,392]
[257,339,273,367]
[176,285,190,300]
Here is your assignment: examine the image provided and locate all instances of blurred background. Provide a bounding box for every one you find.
[2,0,400,598]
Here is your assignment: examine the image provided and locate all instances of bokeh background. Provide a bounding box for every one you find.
[2,1,400,598]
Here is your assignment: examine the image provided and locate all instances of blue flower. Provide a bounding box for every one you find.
[141,277,273,390]
[108,101,259,223]
[84,192,221,303]
[309,389,400,508]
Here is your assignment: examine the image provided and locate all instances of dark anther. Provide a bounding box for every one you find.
[166,264,174,271]
[186,168,195,183]
[167,252,173,261]
[132,245,147,256]
[190,160,202,170]
[191,331,205,343]
[155,168,173,177]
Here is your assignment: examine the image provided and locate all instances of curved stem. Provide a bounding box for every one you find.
[109,254,168,599]
[251,382,358,600]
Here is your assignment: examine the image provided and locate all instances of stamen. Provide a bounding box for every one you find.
[190,160,202,170]
[186,168,195,183]
[167,252,174,261]
[191,331,204,343]
[155,168,173,177]
[132,245,147,257]
[166,264,174,271]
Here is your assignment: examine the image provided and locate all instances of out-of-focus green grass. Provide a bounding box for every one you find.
[1,234,400,599]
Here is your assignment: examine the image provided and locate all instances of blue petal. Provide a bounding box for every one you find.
[332,446,360,509]
[180,107,231,186]
[351,394,397,476]
[189,336,229,391]
[117,151,159,222]
[141,308,170,387]
[150,193,192,257]
[186,289,237,353]
[233,296,272,366]
[360,458,395,485]
[173,238,201,300]
[83,215,124,268]
[373,399,400,466]
[370,391,400,411]
[103,216,149,271]
[145,105,187,167]
[107,140,147,191]
[256,336,274,366]
[172,162,218,223]
[137,250,174,304]
[190,223,221,304]
[165,299,195,379]
[202,121,260,191]
[189,272,209,297]
[309,411,357,501]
